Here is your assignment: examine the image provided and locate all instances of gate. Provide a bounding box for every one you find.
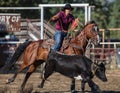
[88,48,117,69]
[117,48,120,68]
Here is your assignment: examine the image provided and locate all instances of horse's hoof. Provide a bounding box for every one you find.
[6,78,14,84]
[6,79,10,84]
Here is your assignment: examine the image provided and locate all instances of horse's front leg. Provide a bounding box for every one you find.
[20,64,37,91]
[71,79,77,93]
[87,79,101,93]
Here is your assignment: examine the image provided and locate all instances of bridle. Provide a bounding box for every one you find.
[88,25,100,44]
[65,23,99,53]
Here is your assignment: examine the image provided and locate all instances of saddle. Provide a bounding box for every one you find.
[41,39,54,48]
[41,38,70,51]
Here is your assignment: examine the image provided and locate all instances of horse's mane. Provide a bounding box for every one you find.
[75,20,96,37]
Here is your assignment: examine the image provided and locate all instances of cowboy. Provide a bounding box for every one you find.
[51,3,75,51]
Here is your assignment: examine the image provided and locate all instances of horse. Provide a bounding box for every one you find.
[39,49,107,93]
[2,20,100,91]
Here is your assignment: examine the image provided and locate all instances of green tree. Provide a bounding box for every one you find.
[108,0,120,28]
[0,0,119,28]
[87,0,111,28]
[0,0,41,18]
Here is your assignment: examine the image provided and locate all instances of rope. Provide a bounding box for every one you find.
[44,18,52,39]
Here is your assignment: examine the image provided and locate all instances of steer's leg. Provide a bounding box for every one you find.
[87,79,101,93]
[81,80,86,93]
[38,68,54,88]
[71,79,76,93]
[38,60,55,88]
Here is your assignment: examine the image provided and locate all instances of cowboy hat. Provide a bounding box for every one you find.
[62,3,73,11]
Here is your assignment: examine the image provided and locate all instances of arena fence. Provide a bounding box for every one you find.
[0,41,120,70]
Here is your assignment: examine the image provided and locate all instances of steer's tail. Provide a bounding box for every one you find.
[0,39,32,73]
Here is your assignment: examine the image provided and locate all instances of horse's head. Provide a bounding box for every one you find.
[84,21,100,45]
[92,61,107,82]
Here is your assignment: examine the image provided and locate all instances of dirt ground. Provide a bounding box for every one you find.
[0,70,120,93]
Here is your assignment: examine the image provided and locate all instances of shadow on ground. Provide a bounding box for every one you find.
[33,91,120,93]
[102,91,120,93]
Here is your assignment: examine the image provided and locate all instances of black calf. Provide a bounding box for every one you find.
[38,49,107,93]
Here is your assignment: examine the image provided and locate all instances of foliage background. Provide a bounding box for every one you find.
[0,0,119,29]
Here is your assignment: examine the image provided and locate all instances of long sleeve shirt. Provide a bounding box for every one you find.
[52,11,75,32]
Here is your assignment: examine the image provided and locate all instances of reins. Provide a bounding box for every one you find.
[46,18,98,55]
[44,18,53,39]
[64,28,93,53]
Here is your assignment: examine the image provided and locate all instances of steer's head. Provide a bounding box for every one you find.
[92,62,107,82]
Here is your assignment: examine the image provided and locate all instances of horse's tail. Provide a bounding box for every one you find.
[0,39,32,73]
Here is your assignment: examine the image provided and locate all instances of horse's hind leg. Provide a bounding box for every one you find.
[6,63,28,84]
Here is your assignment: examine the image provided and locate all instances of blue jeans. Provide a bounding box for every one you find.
[53,30,67,51]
